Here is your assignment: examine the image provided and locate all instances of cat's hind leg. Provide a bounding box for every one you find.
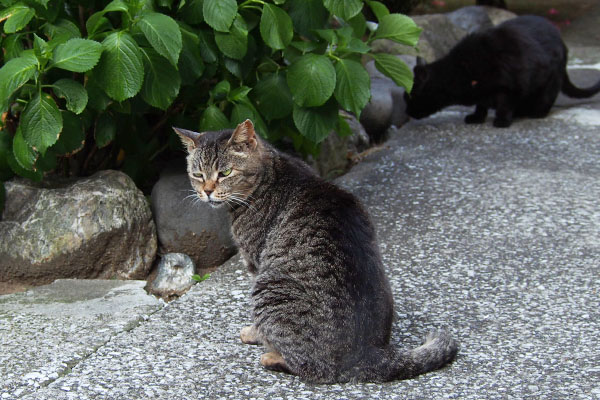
[465,104,488,124]
[493,92,514,127]
[260,351,291,373]
[240,325,263,345]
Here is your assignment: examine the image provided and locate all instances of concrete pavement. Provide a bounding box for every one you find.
[2,10,600,400]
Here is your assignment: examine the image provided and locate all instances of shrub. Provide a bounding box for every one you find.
[0,0,421,212]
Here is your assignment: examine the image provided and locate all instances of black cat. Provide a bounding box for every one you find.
[405,15,600,127]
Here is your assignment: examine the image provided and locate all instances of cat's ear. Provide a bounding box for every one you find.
[228,119,258,151]
[173,127,203,153]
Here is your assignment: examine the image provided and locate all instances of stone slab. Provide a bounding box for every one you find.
[0,280,163,399]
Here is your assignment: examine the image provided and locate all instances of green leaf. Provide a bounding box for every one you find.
[203,0,237,32]
[373,14,422,47]
[3,34,25,60]
[178,25,205,82]
[33,33,50,62]
[86,79,112,111]
[191,273,210,282]
[52,110,85,156]
[251,72,293,120]
[292,101,338,144]
[197,30,218,63]
[323,0,362,20]
[347,12,367,38]
[230,102,254,125]
[53,78,88,114]
[43,18,81,43]
[95,112,116,148]
[287,54,335,107]
[334,59,370,118]
[94,31,144,101]
[336,114,353,138]
[51,38,103,72]
[6,151,43,181]
[179,0,204,25]
[215,14,248,60]
[228,86,251,102]
[372,53,413,92]
[366,0,389,21]
[13,126,38,171]
[211,80,230,100]
[288,0,328,39]
[21,93,63,154]
[260,3,293,50]
[2,3,34,33]
[0,52,38,113]
[199,105,230,131]
[138,12,182,66]
[141,48,181,110]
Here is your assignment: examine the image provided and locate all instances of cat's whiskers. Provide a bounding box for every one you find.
[231,191,256,207]
[227,193,256,213]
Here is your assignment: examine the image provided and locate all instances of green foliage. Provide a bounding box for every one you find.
[191,273,210,282]
[0,0,421,194]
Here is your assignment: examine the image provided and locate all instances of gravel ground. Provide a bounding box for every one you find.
[4,100,598,399]
[3,11,600,398]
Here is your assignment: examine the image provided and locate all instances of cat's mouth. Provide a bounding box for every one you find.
[207,198,225,208]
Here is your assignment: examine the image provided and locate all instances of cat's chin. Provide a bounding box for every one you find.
[207,200,226,209]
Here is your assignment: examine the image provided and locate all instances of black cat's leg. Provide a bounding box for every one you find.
[493,93,514,128]
[530,80,560,118]
[465,104,488,124]
[240,325,263,345]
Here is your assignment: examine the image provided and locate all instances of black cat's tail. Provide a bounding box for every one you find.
[342,331,458,383]
[561,71,600,98]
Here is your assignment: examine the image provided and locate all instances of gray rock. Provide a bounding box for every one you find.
[446,6,494,33]
[371,14,467,62]
[309,112,370,179]
[361,57,415,141]
[482,5,516,26]
[149,253,196,297]
[150,167,237,274]
[0,170,156,284]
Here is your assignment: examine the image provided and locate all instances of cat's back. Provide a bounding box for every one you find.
[266,151,383,279]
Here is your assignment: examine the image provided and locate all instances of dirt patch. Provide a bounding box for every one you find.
[0,281,31,295]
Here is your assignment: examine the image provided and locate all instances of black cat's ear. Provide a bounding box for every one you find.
[416,56,427,67]
[228,119,258,151]
[173,127,203,153]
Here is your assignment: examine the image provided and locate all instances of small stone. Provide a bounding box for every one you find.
[149,253,196,297]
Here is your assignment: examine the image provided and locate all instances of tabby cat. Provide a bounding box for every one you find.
[174,120,458,383]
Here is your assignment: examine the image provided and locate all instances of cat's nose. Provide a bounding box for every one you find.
[204,189,213,197]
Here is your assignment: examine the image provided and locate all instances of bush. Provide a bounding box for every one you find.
[0,0,421,210]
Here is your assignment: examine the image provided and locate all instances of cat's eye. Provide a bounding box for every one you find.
[192,172,204,180]
[219,168,232,177]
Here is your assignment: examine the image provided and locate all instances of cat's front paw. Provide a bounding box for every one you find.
[240,325,262,345]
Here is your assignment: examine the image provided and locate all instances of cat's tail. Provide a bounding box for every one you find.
[561,71,600,98]
[342,331,458,383]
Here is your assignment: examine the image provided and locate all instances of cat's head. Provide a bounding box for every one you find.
[404,64,451,119]
[173,119,264,209]
[405,60,479,119]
